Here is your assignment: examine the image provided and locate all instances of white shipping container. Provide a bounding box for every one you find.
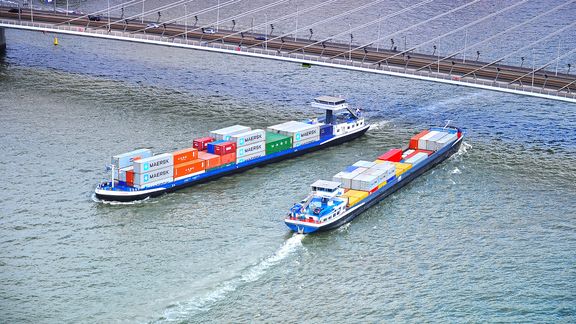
[112,148,152,169]
[134,177,173,190]
[425,132,448,151]
[293,136,320,148]
[133,153,174,174]
[404,152,428,165]
[371,162,396,180]
[237,141,265,157]
[434,132,458,150]
[353,160,376,168]
[236,151,266,164]
[418,131,439,150]
[133,166,174,185]
[333,167,367,188]
[268,121,320,142]
[210,125,251,141]
[351,173,380,191]
[230,129,266,147]
[363,168,388,186]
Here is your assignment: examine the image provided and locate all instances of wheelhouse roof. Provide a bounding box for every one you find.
[313,96,347,105]
[311,180,341,191]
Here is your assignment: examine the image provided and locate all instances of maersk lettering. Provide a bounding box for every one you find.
[150,169,170,180]
[149,159,170,168]
[245,143,263,154]
[300,129,318,138]
[244,134,263,142]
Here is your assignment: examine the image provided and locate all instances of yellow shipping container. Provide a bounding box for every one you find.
[392,162,412,176]
[341,189,369,207]
[378,181,387,189]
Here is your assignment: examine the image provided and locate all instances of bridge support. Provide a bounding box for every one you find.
[0,27,5,53]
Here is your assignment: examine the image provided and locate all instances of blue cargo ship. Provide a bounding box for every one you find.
[94,96,369,202]
[285,126,464,234]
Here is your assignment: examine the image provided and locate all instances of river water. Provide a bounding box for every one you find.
[1,1,575,323]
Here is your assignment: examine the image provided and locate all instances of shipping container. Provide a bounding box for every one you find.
[293,136,320,148]
[344,165,359,173]
[418,131,439,150]
[353,160,376,168]
[320,124,333,138]
[351,173,380,192]
[404,149,433,160]
[207,140,237,155]
[377,149,403,162]
[230,129,266,147]
[425,132,447,151]
[112,148,152,169]
[409,130,430,149]
[332,167,367,188]
[220,152,236,164]
[133,153,174,174]
[134,177,173,190]
[402,149,415,158]
[371,160,396,180]
[172,147,198,164]
[403,152,428,165]
[210,125,251,141]
[265,132,293,155]
[193,137,215,151]
[198,151,221,169]
[434,132,458,150]
[362,168,388,186]
[377,181,387,189]
[117,166,133,181]
[268,121,320,142]
[341,189,369,207]
[133,166,174,185]
[392,162,412,177]
[173,159,206,178]
[429,127,458,134]
[236,151,266,164]
[237,141,265,157]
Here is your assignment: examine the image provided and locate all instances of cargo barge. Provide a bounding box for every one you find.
[94,96,369,202]
[285,126,464,234]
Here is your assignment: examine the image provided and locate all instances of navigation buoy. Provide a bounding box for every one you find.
[53,37,59,46]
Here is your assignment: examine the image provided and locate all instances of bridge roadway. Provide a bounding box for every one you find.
[1,7,575,102]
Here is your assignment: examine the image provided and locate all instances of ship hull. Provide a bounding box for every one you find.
[95,126,369,202]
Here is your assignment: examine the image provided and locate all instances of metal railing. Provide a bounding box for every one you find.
[1,18,575,102]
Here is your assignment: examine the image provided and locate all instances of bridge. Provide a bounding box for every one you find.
[1,1,575,104]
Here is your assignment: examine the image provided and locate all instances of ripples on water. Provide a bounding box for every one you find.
[0,3,575,322]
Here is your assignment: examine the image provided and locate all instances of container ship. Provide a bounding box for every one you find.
[94,96,369,202]
[285,126,464,234]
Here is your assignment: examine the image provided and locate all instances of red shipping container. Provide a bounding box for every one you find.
[126,170,134,186]
[198,151,221,169]
[174,159,206,178]
[404,149,434,160]
[409,130,430,149]
[220,152,236,164]
[377,149,403,162]
[172,147,198,164]
[193,137,215,151]
[213,141,237,155]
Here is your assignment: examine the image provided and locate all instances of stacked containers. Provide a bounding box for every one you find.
[132,153,174,189]
[424,132,447,151]
[265,132,293,155]
[333,167,367,189]
[404,149,433,160]
[231,129,266,163]
[210,125,251,141]
[207,140,237,155]
[267,121,320,148]
[417,131,439,150]
[198,151,221,169]
[371,161,396,182]
[391,162,412,177]
[433,132,458,151]
[353,160,376,168]
[112,148,152,180]
[409,130,430,149]
[172,148,205,181]
[193,137,215,151]
[341,190,369,207]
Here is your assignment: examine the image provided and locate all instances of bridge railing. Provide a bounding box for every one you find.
[2,18,574,102]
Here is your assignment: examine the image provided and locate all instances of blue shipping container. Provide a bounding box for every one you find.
[320,124,333,138]
[344,165,359,173]
[206,140,227,154]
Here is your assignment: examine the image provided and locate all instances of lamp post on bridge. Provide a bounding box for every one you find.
[432,45,436,56]
[348,23,352,60]
[184,3,187,42]
[107,0,110,32]
[216,0,220,32]
[141,0,145,24]
[294,3,299,41]
[520,57,525,68]
[376,14,381,52]
[568,64,572,75]
[402,35,406,51]
[476,50,480,61]
[390,38,394,50]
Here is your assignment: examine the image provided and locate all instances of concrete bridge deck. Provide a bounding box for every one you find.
[1,6,575,103]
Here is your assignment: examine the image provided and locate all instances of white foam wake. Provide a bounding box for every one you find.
[159,234,305,322]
